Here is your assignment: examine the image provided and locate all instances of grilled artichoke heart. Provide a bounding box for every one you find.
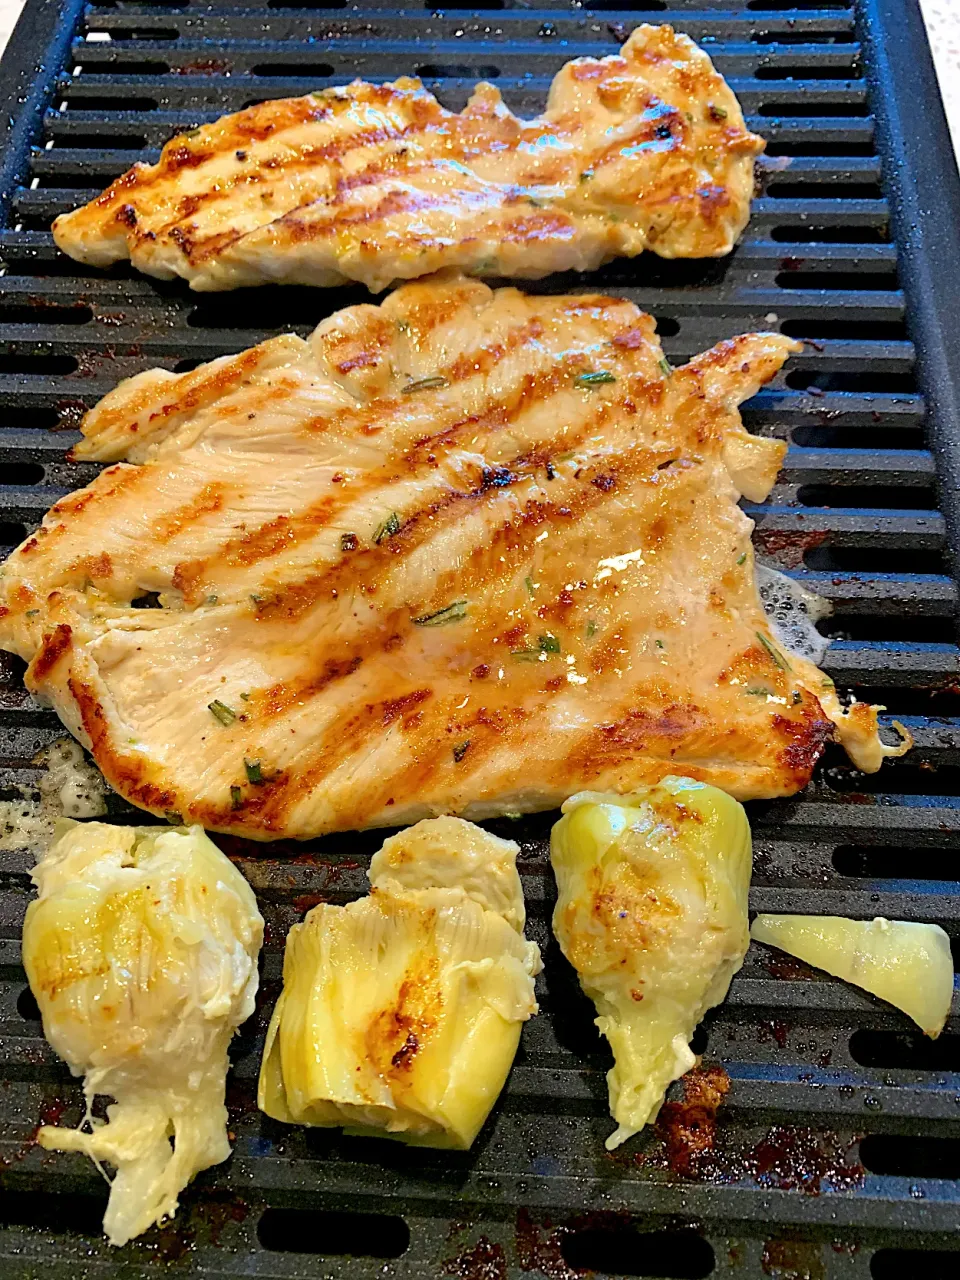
[258,816,541,1148]
[751,914,954,1038]
[23,820,263,1246]
[550,777,751,1149]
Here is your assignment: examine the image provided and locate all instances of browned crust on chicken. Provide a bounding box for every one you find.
[51,25,764,292]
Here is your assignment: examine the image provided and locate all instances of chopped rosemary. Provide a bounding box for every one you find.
[206,594,218,605]
[240,692,250,701]
[580,168,594,181]
[164,810,182,825]
[708,103,728,121]
[525,575,536,598]
[538,633,561,655]
[452,739,471,763]
[244,758,264,785]
[230,785,243,810]
[340,532,359,552]
[792,690,803,705]
[249,592,265,605]
[401,375,449,394]
[655,639,665,649]
[757,631,791,671]
[574,370,617,387]
[208,699,237,726]
[585,620,598,639]
[412,600,468,627]
[736,552,747,565]
[373,512,401,544]
[25,609,38,616]
[745,686,773,696]
[396,319,410,333]
[657,357,672,377]
[511,647,541,661]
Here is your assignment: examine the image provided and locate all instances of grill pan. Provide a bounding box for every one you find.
[1,0,960,1275]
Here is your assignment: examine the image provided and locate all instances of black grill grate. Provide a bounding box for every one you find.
[2,0,960,1275]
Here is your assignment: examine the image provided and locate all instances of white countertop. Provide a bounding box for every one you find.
[0,1,956,161]
[919,1,960,160]
[0,0,20,56]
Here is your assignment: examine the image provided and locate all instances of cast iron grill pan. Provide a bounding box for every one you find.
[1,0,959,1275]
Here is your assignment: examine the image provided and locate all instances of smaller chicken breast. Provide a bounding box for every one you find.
[52,24,764,292]
[23,821,263,1245]
[550,778,751,1149]
[258,816,541,1148]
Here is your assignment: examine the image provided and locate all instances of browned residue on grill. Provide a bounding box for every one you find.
[655,1063,731,1177]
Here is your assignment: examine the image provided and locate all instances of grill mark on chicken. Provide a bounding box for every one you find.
[67,343,282,460]
[167,359,594,594]
[306,312,556,437]
[154,483,227,544]
[249,437,650,633]
[96,109,466,263]
[52,24,763,292]
[236,459,714,822]
[188,447,687,803]
[263,690,443,829]
[196,184,443,263]
[167,308,632,595]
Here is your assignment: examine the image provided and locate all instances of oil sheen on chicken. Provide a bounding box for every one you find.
[258,816,541,1148]
[22,821,263,1245]
[0,275,908,839]
[551,778,750,1148]
[51,25,763,292]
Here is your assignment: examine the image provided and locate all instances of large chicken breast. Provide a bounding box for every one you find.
[51,24,763,292]
[0,275,906,838]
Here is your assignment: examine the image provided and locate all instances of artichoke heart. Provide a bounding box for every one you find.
[751,914,954,1038]
[258,816,542,1149]
[22,820,263,1246]
[550,777,751,1150]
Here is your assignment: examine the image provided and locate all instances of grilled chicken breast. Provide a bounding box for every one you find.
[52,24,763,293]
[0,275,907,839]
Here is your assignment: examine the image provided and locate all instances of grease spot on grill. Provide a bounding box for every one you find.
[746,1125,865,1194]
[634,1106,864,1194]
[514,1209,575,1280]
[443,1236,507,1280]
[290,892,328,917]
[758,1019,792,1048]
[173,58,231,75]
[761,1237,825,1280]
[753,527,829,569]
[190,1194,251,1248]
